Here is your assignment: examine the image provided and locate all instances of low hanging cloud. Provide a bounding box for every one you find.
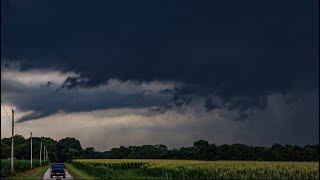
[1,64,179,122]
[1,62,318,147]
[0,64,268,123]
[2,90,317,150]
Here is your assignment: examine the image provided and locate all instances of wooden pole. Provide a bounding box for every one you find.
[30,132,33,168]
[44,146,46,162]
[11,109,14,174]
[40,140,42,165]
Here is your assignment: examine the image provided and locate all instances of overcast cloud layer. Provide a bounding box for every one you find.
[1,0,319,149]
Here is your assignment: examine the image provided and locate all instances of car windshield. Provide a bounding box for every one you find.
[51,164,65,168]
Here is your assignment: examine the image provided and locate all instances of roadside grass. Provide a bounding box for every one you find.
[65,163,96,179]
[9,164,51,180]
[66,163,160,180]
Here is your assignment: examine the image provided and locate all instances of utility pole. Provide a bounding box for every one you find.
[30,132,33,168]
[43,146,46,163]
[11,109,14,174]
[40,139,42,165]
[45,147,47,162]
[46,147,48,162]
[43,146,45,162]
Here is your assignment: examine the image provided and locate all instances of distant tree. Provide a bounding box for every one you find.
[83,147,96,158]
[194,139,213,160]
[67,148,80,161]
[252,146,268,161]
[208,143,217,160]
[259,148,273,161]
[109,146,130,159]
[14,135,26,144]
[178,147,196,160]
[271,143,286,161]
[55,137,82,162]
[216,144,231,160]
[141,145,158,159]
[1,136,319,162]
[155,144,168,158]
[167,148,180,159]
[229,144,253,160]
[304,145,319,162]
[1,140,10,159]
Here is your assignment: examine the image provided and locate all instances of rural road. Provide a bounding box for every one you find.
[42,168,73,180]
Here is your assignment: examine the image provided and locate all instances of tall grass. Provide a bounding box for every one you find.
[1,159,49,178]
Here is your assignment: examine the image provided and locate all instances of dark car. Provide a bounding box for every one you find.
[50,163,65,178]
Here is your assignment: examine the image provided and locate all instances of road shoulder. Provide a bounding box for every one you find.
[65,163,96,180]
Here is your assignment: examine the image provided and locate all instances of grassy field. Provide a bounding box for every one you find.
[1,159,49,178]
[72,159,319,180]
[8,164,50,180]
[67,162,157,180]
[65,163,96,180]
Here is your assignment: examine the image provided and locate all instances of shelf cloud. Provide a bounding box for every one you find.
[1,0,318,147]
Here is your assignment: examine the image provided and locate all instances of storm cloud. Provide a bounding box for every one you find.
[1,64,178,122]
[1,0,318,146]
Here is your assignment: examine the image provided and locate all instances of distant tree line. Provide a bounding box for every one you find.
[1,135,319,162]
[1,135,82,163]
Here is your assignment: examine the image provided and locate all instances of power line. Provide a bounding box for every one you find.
[13,112,31,133]
[14,126,21,135]
[1,102,12,123]
[1,102,13,130]
[1,101,31,134]
[1,99,31,133]
[0,98,14,109]
[1,102,21,135]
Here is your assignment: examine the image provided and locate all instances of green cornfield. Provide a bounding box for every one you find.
[72,159,319,179]
[1,159,49,178]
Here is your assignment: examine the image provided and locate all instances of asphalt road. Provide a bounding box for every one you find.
[42,168,73,180]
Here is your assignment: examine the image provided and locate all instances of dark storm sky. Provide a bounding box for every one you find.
[1,0,319,148]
